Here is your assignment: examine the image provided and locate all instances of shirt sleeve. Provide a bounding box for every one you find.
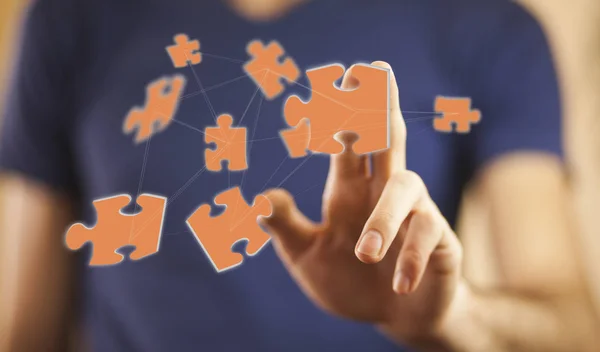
[0,0,83,196]
[459,2,564,172]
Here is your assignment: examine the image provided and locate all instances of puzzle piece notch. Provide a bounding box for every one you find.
[65,194,167,266]
[433,97,481,133]
[244,40,300,100]
[123,75,186,143]
[204,114,248,171]
[283,63,390,155]
[166,34,202,68]
[186,187,272,272]
[279,117,311,158]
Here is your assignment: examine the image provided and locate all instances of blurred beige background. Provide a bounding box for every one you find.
[460,0,600,314]
[0,0,599,331]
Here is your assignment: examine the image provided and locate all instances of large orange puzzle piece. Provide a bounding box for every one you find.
[283,63,390,155]
[204,114,248,171]
[186,187,272,272]
[65,194,167,266]
[123,75,186,143]
[166,34,202,68]
[433,96,481,133]
[279,117,311,158]
[243,40,300,100]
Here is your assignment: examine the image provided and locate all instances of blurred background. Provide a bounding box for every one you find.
[457,0,600,313]
[0,0,599,345]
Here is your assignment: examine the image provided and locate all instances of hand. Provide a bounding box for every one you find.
[259,61,466,344]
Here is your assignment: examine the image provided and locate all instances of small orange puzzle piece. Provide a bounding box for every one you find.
[166,34,202,68]
[243,40,300,100]
[433,96,481,133]
[186,187,272,272]
[123,75,186,143]
[205,114,248,171]
[65,194,167,266]
[283,63,390,155]
[279,118,311,158]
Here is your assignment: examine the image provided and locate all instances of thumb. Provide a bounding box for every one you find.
[259,188,316,263]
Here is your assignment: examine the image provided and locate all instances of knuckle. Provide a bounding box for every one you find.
[449,235,464,264]
[389,172,407,187]
[404,170,425,189]
[402,248,426,274]
[389,170,424,190]
[404,247,425,265]
[418,210,438,230]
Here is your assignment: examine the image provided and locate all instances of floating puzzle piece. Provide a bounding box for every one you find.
[186,186,272,272]
[204,114,248,171]
[65,194,167,266]
[433,96,481,133]
[279,118,310,158]
[166,34,202,68]
[123,75,186,143]
[283,63,389,155]
[243,40,300,100]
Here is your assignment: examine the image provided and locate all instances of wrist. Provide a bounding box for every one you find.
[437,279,476,344]
[377,280,482,352]
[437,280,498,352]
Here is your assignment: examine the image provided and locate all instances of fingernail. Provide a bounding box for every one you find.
[357,230,383,258]
[393,272,411,294]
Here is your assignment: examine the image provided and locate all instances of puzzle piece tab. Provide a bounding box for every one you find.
[433,96,481,133]
[166,34,202,68]
[244,40,300,100]
[283,63,389,155]
[186,187,272,272]
[205,114,248,171]
[65,194,167,266]
[279,117,310,158]
[124,75,186,143]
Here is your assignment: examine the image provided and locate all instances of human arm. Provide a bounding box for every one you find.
[0,176,78,352]
[381,154,600,352]
[260,60,600,351]
[0,1,84,350]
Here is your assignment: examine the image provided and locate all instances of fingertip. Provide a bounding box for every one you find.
[256,214,267,224]
[257,215,271,233]
[371,61,394,78]
[355,251,382,264]
[371,60,391,69]
[355,230,384,264]
[392,271,412,295]
[263,188,294,210]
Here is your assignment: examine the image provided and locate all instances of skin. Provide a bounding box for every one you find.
[0,176,78,351]
[1,1,598,351]
[260,62,600,351]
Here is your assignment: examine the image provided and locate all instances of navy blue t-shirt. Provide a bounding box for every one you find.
[0,0,562,351]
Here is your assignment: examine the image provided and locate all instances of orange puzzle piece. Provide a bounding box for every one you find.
[166,34,202,68]
[279,117,311,158]
[65,194,167,266]
[186,186,272,272]
[205,114,248,171]
[243,40,300,100]
[123,75,186,143]
[283,63,390,155]
[433,96,481,133]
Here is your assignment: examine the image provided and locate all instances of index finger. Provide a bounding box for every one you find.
[371,61,406,180]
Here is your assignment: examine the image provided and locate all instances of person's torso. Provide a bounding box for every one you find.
[70,1,476,350]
